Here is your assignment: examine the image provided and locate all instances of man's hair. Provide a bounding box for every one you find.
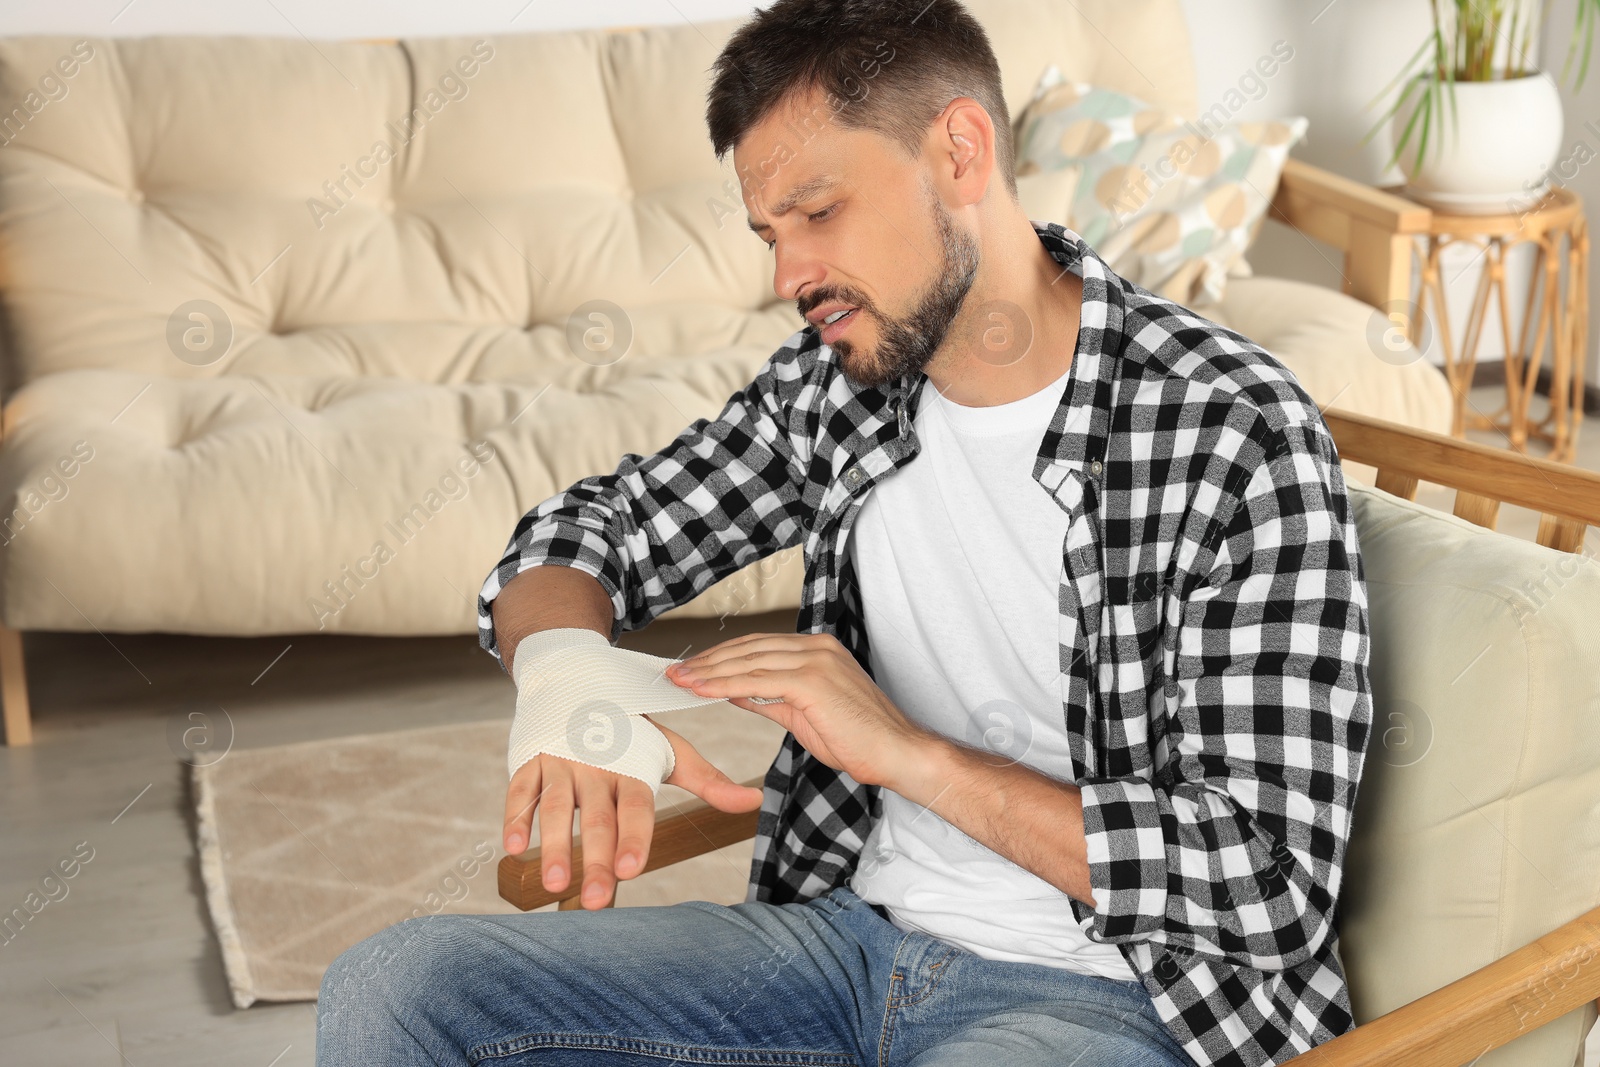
[705,0,1018,202]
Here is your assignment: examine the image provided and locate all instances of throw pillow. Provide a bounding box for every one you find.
[1013,64,1306,307]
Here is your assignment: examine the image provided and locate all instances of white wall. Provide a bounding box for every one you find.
[2,0,1591,383]
[1536,0,1600,393]
[0,0,755,36]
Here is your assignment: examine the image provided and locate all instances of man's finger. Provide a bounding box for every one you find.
[536,758,577,894]
[671,634,818,675]
[503,759,544,854]
[677,666,805,713]
[654,719,764,813]
[614,775,657,880]
[572,766,620,909]
[676,650,812,684]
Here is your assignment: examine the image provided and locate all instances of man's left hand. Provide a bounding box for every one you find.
[664,632,928,788]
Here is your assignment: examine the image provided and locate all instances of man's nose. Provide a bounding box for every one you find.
[773,244,828,306]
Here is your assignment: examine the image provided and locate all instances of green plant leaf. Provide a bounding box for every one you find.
[1361,74,1424,150]
[1574,0,1598,89]
[1385,77,1432,174]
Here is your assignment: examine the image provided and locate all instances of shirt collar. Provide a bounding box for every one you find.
[886,219,1124,478]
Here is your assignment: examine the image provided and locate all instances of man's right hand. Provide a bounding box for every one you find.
[502,717,764,910]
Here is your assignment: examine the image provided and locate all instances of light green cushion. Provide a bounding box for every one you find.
[1341,478,1600,1066]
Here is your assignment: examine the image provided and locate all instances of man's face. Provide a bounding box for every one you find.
[737,87,980,390]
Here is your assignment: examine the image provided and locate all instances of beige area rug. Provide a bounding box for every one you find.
[192,705,787,1008]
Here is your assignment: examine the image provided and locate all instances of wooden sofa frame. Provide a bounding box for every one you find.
[499,408,1600,1067]
[0,160,1436,747]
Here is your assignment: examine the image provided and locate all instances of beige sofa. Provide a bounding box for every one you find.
[0,0,1451,746]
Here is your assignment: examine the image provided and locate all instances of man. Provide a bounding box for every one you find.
[316,1,1372,1065]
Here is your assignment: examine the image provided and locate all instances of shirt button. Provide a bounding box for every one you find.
[845,466,864,486]
[1090,459,1103,476]
[1164,681,1180,698]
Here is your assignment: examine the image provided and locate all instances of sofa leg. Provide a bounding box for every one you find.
[0,625,31,746]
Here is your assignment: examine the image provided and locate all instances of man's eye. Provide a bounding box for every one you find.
[763,205,838,251]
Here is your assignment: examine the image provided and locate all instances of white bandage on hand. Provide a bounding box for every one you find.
[507,627,742,795]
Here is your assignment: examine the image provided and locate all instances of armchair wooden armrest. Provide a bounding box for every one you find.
[1292,906,1600,1066]
[1267,156,1432,315]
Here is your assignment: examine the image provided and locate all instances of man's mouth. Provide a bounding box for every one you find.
[820,307,858,345]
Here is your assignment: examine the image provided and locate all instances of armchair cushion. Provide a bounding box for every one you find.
[1202,275,1456,459]
[1339,479,1600,1067]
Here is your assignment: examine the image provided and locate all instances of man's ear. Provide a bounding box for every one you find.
[939,100,994,200]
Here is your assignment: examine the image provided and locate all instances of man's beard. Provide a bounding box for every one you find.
[814,185,980,390]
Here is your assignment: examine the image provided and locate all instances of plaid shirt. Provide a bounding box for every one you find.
[478,220,1373,1067]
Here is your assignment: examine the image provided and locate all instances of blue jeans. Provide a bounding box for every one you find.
[315,882,1194,1066]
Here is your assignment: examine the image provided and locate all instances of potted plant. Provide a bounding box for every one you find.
[1364,0,1600,214]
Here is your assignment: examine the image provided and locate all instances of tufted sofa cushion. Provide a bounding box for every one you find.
[1339,478,1600,1067]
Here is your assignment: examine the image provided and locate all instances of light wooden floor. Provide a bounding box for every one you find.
[1,383,1596,1066]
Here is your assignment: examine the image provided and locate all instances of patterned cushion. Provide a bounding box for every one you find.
[1013,64,1306,307]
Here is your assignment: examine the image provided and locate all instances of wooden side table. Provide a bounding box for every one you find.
[1391,185,1589,464]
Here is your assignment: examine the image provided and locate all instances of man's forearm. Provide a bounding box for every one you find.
[491,565,615,677]
[890,731,1097,907]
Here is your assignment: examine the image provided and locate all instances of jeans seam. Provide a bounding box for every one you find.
[885,945,960,1008]
[471,1031,858,1065]
[875,931,915,1067]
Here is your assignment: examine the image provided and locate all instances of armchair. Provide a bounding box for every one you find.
[500,409,1600,1067]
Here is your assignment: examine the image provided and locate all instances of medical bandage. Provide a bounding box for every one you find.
[507,627,761,794]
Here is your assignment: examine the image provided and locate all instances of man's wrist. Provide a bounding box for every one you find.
[511,627,608,687]
[505,627,676,791]
[883,724,1100,906]
[885,727,960,808]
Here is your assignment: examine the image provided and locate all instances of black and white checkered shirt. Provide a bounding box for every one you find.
[478,220,1373,1067]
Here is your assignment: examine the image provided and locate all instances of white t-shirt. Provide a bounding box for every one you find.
[844,332,1137,982]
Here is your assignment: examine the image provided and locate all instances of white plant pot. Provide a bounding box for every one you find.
[1390,71,1565,215]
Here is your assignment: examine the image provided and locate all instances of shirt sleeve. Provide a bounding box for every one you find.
[476,338,814,669]
[1077,418,1373,973]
